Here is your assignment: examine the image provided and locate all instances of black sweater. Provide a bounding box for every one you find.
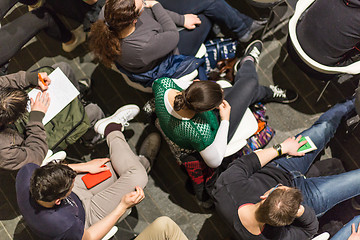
[297,0,360,66]
[212,153,319,240]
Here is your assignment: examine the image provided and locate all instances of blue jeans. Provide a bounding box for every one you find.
[158,0,253,55]
[272,99,358,217]
[331,215,360,240]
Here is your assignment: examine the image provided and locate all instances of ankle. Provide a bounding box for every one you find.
[240,56,255,65]
[64,33,75,45]
[104,123,123,137]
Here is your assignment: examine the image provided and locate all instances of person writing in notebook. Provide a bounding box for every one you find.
[212,99,360,239]
[15,105,184,240]
[0,67,51,170]
[0,62,106,170]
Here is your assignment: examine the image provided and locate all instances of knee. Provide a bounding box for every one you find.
[132,163,148,188]
[151,216,177,231]
[84,103,105,126]
[235,73,258,91]
[52,62,73,75]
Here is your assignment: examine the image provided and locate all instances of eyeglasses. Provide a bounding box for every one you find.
[267,183,283,197]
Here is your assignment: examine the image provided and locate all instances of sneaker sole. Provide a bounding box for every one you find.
[94,104,140,133]
[264,94,299,104]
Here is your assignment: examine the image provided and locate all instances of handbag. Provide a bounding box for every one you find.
[204,38,238,73]
[239,103,275,155]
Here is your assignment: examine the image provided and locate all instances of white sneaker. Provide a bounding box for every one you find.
[62,25,86,52]
[41,150,67,166]
[94,104,140,135]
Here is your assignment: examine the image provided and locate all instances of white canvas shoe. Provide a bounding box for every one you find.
[94,104,140,135]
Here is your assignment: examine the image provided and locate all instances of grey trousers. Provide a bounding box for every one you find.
[52,62,105,126]
[72,130,149,228]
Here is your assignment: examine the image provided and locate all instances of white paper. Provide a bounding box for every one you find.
[28,67,79,125]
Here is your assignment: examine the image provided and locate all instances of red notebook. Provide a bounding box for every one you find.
[81,165,112,189]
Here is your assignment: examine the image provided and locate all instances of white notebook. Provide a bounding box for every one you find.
[28,67,79,125]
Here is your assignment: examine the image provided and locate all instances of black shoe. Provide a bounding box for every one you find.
[78,78,92,99]
[139,132,161,172]
[238,20,267,42]
[234,40,263,74]
[263,85,298,104]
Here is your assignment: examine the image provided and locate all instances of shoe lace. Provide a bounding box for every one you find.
[249,47,261,63]
[270,85,287,98]
[113,110,133,127]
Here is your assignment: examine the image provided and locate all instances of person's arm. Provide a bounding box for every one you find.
[278,205,319,239]
[199,100,231,168]
[0,71,51,91]
[0,71,36,89]
[255,135,307,167]
[164,9,185,26]
[67,158,110,173]
[0,93,50,170]
[83,0,98,5]
[200,120,229,168]
[141,3,179,64]
[82,187,145,240]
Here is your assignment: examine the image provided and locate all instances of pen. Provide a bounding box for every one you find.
[38,73,47,87]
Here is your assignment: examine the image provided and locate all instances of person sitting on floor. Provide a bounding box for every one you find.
[153,40,298,169]
[0,0,86,72]
[44,0,105,33]
[0,62,104,170]
[16,104,166,240]
[89,0,266,86]
[212,98,359,239]
[296,0,360,66]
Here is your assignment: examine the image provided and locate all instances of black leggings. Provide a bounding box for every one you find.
[224,60,272,142]
[0,0,72,66]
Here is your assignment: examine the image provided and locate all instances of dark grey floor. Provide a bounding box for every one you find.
[1,1,360,240]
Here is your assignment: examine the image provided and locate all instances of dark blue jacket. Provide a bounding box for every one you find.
[116,54,206,87]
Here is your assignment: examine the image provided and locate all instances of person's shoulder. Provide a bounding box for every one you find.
[17,163,39,180]
[153,77,175,90]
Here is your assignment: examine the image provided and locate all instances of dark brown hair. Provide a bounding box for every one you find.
[255,187,303,226]
[89,0,138,68]
[30,163,76,202]
[173,81,223,112]
[0,87,28,126]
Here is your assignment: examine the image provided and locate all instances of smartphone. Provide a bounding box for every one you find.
[81,165,112,189]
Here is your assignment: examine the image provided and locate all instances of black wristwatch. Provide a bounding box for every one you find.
[273,144,282,156]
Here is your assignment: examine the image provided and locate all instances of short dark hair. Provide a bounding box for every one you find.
[173,81,223,112]
[0,87,28,126]
[30,163,76,202]
[255,187,303,226]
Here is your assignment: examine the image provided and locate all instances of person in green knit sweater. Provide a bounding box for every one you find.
[153,40,298,169]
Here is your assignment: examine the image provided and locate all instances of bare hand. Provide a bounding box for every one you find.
[37,72,51,91]
[85,158,110,174]
[218,100,231,121]
[349,223,360,240]
[184,14,201,30]
[281,135,307,156]
[121,186,145,209]
[30,92,50,113]
[144,1,158,7]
